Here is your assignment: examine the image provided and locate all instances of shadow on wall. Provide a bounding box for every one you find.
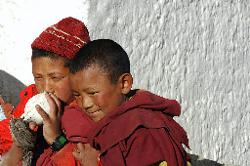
[189,154,226,166]
[0,70,26,106]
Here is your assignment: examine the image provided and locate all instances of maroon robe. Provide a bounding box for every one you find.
[88,90,189,166]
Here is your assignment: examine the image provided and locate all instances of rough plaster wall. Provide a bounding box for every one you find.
[88,0,250,165]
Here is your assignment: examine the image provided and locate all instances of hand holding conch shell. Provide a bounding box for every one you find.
[21,92,50,125]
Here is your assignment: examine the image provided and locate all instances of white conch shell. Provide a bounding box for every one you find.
[21,92,50,125]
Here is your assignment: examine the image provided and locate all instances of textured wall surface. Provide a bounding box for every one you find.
[88,0,250,165]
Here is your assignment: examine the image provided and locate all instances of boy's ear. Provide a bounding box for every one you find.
[118,73,133,95]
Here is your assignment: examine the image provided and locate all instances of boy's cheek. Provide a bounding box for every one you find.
[35,83,44,93]
[75,98,84,109]
[56,86,73,103]
[95,93,109,105]
[91,111,106,122]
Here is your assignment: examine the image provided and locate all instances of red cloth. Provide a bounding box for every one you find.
[36,143,80,166]
[31,17,90,59]
[36,103,95,166]
[61,102,94,143]
[0,84,38,155]
[88,90,189,166]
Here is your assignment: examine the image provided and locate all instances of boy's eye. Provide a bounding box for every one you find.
[73,93,80,97]
[52,76,63,81]
[34,76,43,81]
[88,92,98,96]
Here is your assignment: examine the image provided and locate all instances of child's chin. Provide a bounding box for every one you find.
[87,109,106,122]
[92,114,104,122]
[92,116,102,122]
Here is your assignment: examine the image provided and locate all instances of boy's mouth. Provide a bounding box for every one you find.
[86,109,100,116]
[85,109,103,122]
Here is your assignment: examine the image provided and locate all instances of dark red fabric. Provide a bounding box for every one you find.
[36,102,95,165]
[36,143,81,166]
[62,102,94,143]
[0,84,38,155]
[31,17,90,59]
[88,90,189,166]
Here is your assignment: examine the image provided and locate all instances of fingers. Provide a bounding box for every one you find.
[74,143,97,154]
[35,104,50,123]
[72,143,82,160]
[0,96,14,118]
[29,122,38,131]
[0,95,5,105]
[73,143,85,156]
[44,93,57,111]
[72,143,100,165]
[72,150,80,160]
[48,93,62,116]
[4,103,15,112]
[44,93,62,118]
[76,143,85,151]
[48,93,61,110]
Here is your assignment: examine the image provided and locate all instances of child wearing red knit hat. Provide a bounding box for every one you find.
[0,17,95,166]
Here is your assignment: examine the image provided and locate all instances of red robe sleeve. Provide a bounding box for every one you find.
[99,127,165,166]
[125,127,186,166]
[100,127,186,166]
[124,128,165,165]
[0,84,38,155]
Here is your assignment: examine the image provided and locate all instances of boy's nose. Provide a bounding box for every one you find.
[44,81,54,94]
[82,97,93,111]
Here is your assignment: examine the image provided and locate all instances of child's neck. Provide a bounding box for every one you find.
[125,89,138,101]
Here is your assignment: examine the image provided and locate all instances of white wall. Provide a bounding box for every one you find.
[88,0,249,165]
[1,0,249,165]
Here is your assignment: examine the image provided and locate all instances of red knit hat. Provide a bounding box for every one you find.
[31,17,90,59]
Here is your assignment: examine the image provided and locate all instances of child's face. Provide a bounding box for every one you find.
[32,57,73,103]
[70,65,125,122]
